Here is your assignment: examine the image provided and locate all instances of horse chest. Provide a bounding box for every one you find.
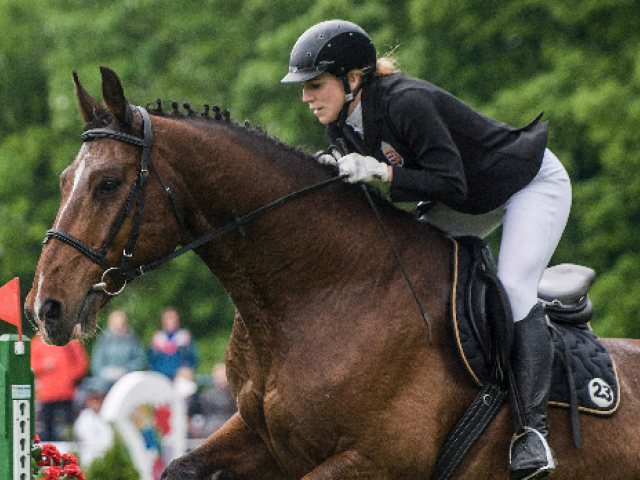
[236,379,269,433]
[237,381,308,438]
[236,379,343,472]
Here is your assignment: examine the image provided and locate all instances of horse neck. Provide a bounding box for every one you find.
[154,117,452,339]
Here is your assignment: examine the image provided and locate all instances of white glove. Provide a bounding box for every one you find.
[338,153,390,184]
[313,148,342,167]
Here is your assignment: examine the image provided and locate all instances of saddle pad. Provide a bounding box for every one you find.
[549,321,620,416]
[450,237,620,417]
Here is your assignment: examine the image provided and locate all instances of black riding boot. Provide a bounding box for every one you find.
[509,303,557,480]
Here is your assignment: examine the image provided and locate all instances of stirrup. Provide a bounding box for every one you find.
[509,427,556,479]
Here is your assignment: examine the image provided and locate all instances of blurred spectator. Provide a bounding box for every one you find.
[91,309,145,389]
[188,363,237,438]
[173,366,199,437]
[148,307,198,379]
[73,377,113,467]
[174,366,198,401]
[31,333,89,441]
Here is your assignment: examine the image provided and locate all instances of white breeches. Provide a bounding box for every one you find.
[421,149,572,321]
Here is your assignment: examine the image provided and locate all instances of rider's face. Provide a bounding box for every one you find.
[302,72,361,124]
[302,73,345,124]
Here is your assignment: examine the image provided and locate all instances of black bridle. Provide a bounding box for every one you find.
[44,106,184,295]
[43,105,347,296]
[42,106,430,338]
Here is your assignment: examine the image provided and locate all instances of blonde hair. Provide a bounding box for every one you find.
[375,56,398,77]
[350,48,399,81]
[375,44,401,77]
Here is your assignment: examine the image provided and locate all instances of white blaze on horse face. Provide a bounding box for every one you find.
[54,146,89,229]
[33,274,45,324]
[37,148,89,323]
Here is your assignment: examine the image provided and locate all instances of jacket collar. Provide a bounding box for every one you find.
[360,77,385,158]
[325,75,388,158]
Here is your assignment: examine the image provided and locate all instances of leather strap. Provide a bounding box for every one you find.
[430,382,507,480]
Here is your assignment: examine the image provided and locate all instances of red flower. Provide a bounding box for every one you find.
[63,463,83,478]
[42,465,62,479]
[33,442,85,479]
[63,453,79,465]
[33,433,41,444]
[42,444,62,464]
[155,404,172,436]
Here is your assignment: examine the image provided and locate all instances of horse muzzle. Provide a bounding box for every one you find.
[25,289,103,345]
[25,297,70,345]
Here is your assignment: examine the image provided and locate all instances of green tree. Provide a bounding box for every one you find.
[2,0,640,348]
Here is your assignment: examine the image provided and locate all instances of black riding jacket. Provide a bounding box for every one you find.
[326,72,548,215]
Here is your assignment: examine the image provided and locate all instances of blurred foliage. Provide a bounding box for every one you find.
[84,427,140,480]
[1,0,640,358]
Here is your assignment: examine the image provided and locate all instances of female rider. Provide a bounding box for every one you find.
[282,20,571,480]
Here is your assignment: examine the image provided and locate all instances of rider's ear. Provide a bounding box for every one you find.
[73,71,107,124]
[347,70,362,92]
[100,66,133,127]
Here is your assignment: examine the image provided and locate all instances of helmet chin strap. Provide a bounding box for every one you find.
[335,75,364,130]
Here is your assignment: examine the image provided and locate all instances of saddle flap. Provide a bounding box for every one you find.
[451,236,513,386]
[538,264,596,305]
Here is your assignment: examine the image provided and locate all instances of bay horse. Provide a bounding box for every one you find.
[25,67,640,479]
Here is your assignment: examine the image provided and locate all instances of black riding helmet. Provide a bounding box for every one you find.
[281,20,376,84]
[282,20,377,126]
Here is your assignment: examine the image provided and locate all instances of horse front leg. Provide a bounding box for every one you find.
[301,451,386,480]
[160,413,286,480]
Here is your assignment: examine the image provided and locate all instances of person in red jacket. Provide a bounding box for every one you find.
[31,333,89,440]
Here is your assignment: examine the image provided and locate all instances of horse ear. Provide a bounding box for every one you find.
[99,66,132,126]
[73,71,107,124]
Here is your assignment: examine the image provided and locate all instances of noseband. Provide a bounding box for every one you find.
[44,106,183,295]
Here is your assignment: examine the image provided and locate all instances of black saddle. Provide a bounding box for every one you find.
[432,236,620,480]
[451,236,619,419]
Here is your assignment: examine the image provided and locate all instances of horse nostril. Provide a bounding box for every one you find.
[41,299,62,336]
[24,308,38,331]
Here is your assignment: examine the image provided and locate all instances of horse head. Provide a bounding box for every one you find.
[25,67,186,345]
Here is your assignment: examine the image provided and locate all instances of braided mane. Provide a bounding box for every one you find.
[146,99,313,162]
[142,99,414,218]
[81,98,410,217]
[83,98,318,171]
[138,98,352,189]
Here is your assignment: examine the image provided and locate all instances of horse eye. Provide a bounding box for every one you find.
[96,179,122,194]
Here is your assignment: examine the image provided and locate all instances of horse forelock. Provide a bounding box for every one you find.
[84,110,128,132]
[84,112,111,131]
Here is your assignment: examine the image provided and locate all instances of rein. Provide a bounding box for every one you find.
[123,172,348,283]
[43,106,347,295]
[44,105,430,340]
[333,138,432,343]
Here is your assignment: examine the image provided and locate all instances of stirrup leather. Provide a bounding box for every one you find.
[509,427,556,479]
